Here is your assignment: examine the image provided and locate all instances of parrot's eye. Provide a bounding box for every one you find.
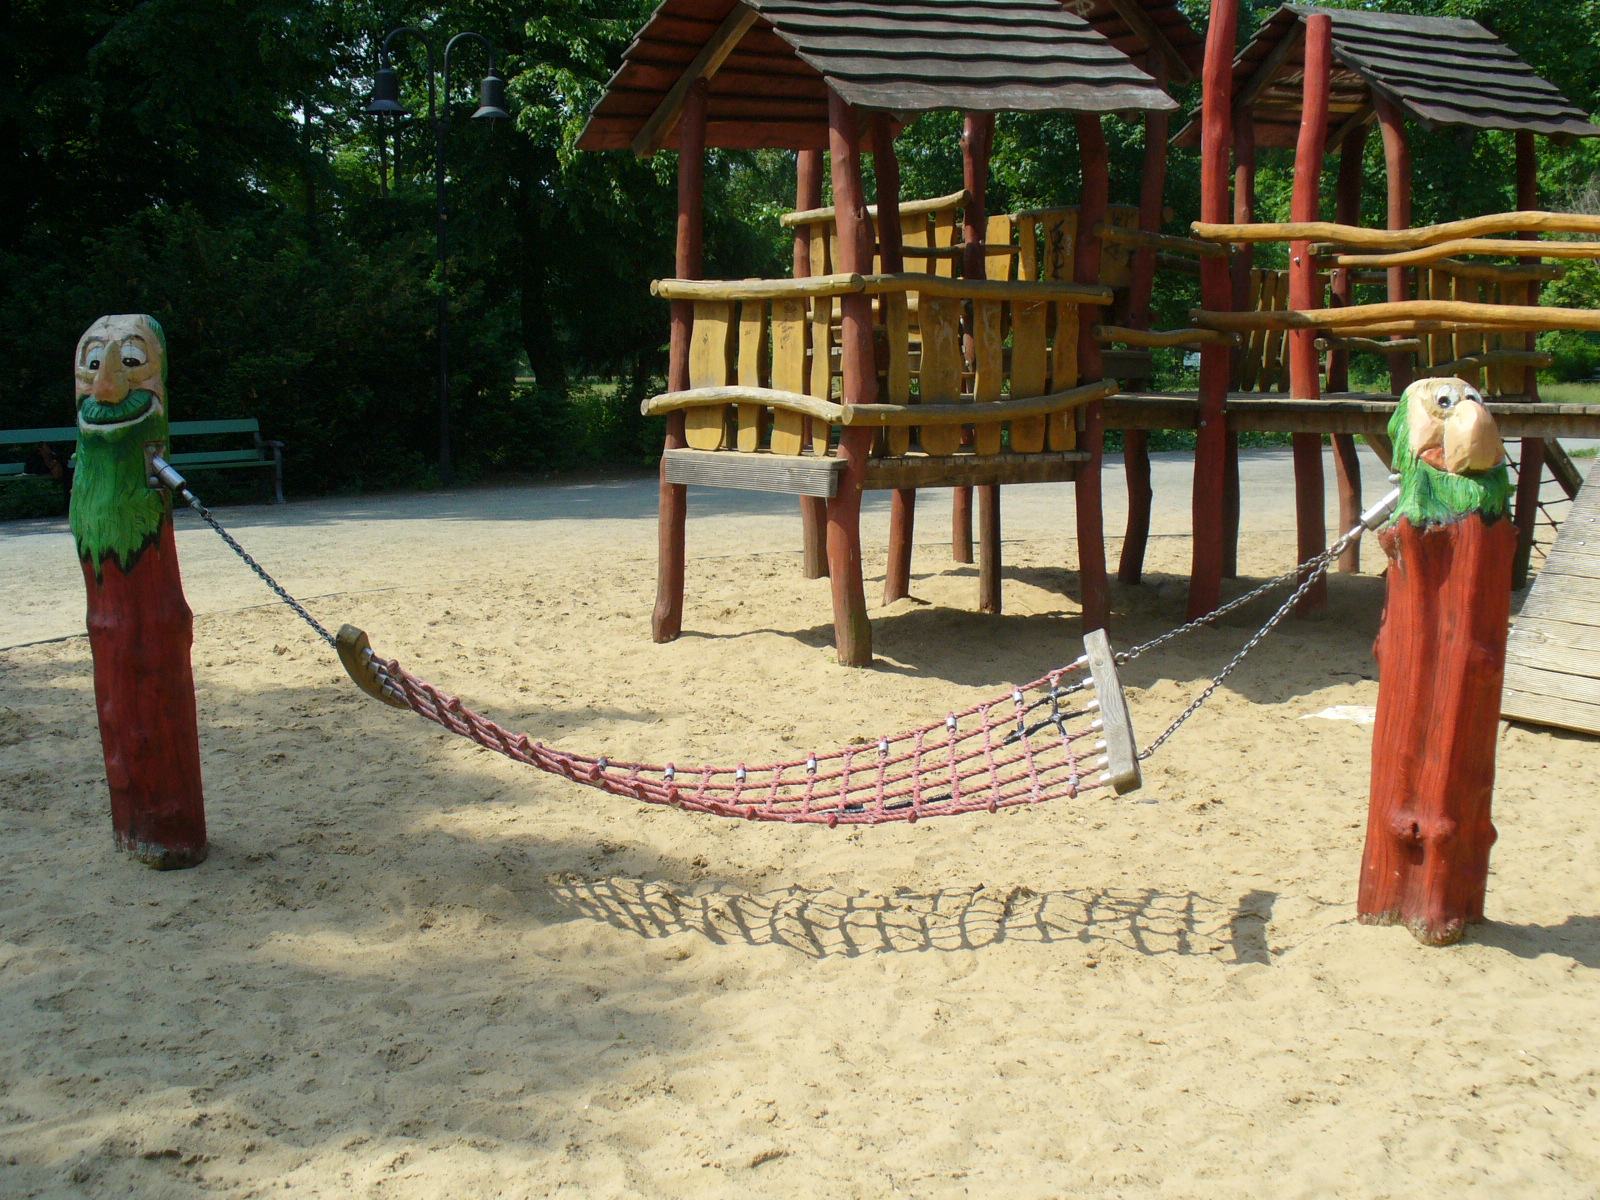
[1437,392,1456,411]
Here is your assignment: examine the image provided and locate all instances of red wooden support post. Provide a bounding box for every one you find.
[795,148,830,581]
[653,81,706,643]
[1512,130,1545,589]
[1329,125,1370,573]
[1189,0,1239,620]
[1223,115,1256,580]
[1119,51,1169,587]
[962,113,1003,614]
[72,315,207,868]
[1359,381,1517,945]
[1288,13,1331,615]
[827,89,875,665]
[1375,94,1414,398]
[1075,112,1111,633]
[877,118,918,606]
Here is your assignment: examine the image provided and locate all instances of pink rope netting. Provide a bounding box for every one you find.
[369,652,1118,826]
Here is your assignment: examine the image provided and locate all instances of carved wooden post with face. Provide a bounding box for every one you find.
[1359,377,1514,945]
[71,315,207,869]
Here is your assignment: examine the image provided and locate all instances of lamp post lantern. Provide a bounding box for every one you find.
[364,28,509,488]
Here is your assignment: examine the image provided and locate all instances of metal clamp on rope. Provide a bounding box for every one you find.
[147,452,188,493]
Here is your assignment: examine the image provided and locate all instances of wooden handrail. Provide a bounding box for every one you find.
[641,379,1119,427]
[1094,324,1239,348]
[650,273,1115,306]
[1346,261,1566,285]
[1192,211,1600,250]
[1315,336,1423,354]
[1428,350,1554,375]
[779,189,971,229]
[1318,240,1600,269]
[1192,300,1600,334]
[1092,224,1229,259]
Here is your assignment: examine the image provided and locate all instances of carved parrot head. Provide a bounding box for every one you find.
[1389,376,1514,528]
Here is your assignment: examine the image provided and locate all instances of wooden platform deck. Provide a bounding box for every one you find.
[1504,456,1600,735]
[1106,392,1600,439]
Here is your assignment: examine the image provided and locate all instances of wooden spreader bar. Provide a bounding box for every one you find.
[1192,210,1600,249]
[1083,629,1142,796]
[664,449,844,498]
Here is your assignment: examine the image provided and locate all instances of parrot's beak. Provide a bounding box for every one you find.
[1441,397,1504,474]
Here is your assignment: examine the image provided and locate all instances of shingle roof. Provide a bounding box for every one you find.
[1173,4,1600,150]
[1064,0,1204,84]
[578,0,1177,154]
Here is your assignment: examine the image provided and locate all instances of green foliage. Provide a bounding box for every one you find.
[4,0,1600,507]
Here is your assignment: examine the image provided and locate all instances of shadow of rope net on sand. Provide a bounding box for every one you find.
[546,878,1280,962]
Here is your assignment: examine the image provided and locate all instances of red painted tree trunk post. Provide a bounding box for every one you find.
[827,89,875,666]
[1119,50,1169,587]
[962,113,1003,614]
[653,81,706,643]
[1075,112,1112,633]
[1223,114,1256,580]
[795,147,830,581]
[1329,124,1370,574]
[72,314,207,869]
[1375,93,1414,399]
[1189,0,1238,620]
[1359,381,1517,945]
[1512,130,1545,589]
[874,117,920,606]
[1288,13,1331,615]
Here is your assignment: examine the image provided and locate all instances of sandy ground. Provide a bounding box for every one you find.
[3,447,1599,1199]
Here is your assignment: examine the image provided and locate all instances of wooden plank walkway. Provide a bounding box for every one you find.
[1504,455,1600,735]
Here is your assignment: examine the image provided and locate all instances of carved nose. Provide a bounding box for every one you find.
[91,355,129,404]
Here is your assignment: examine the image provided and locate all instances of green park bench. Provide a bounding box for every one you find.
[1,418,285,506]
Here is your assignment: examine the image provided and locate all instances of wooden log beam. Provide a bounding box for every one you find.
[1288,12,1332,614]
[779,189,970,229]
[655,82,706,644]
[642,380,1119,426]
[1105,0,1193,84]
[1194,210,1600,249]
[1189,0,1239,621]
[1318,336,1422,354]
[1429,350,1554,375]
[877,113,916,608]
[1076,111,1111,634]
[1095,325,1239,348]
[1514,129,1545,592]
[651,273,1116,305]
[793,148,827,581]
[631,2,759,157]
[1321,239,1600,270]
[1093,223,1230,259]
[1192,301,1600,334]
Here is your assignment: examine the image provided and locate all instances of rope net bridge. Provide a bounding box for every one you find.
[149,456,1400,829]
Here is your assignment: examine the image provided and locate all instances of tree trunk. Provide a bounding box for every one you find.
[83,519,207,869]
[1359,514,1515,945]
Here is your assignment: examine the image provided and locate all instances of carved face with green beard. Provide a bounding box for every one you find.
[69,314,170,574]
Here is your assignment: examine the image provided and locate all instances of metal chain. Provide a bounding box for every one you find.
[174,486,337,647]
[1134,498,1389,761]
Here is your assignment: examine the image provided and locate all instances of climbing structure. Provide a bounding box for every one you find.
[578,0,1197,666]
[1168,3,1600,613]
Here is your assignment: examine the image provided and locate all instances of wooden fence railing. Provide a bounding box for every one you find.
[646,273,1115,459]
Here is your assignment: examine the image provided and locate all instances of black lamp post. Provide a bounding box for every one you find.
[364,28,509,488]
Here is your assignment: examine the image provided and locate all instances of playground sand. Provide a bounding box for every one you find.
[3,493,1600,1198]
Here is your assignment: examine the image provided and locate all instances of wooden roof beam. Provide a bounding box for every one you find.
[1104,0,1193,85]
[631,2,762,158]
[1233,22,1305,119]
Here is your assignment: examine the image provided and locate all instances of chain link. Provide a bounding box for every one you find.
[1133,495,1391,760]
[177,489,337,647]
